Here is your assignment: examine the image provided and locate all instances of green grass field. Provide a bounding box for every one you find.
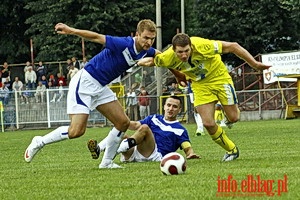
[1,119,299,200]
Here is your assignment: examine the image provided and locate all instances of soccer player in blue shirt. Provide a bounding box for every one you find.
[88,96,200,163]
[24,19,160,168]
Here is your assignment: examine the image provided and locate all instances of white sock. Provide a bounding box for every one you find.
[195,113,204,132]
[98,136,107,151]
[41,126,69,145]
[100,127,124,166]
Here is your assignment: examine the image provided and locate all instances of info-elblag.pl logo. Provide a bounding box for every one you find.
[216,174,288,197]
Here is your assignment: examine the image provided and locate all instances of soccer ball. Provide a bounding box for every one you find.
[160,152,187,175]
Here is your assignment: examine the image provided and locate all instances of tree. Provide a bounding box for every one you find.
[185,0,300,65]
[24,0,155,62]
[0,0,31,64]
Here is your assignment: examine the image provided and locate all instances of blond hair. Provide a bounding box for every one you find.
[136,19,156,34]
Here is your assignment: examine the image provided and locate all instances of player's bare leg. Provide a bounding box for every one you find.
[24,114,89,162]
[118,124,156,159]
[196,103,239,161]
[222,104,240,128]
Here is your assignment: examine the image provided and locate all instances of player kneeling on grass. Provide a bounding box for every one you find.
[88,96,200,162]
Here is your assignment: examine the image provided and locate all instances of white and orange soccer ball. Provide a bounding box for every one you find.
[160,152,187,175]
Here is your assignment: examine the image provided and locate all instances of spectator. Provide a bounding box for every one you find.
[138,89,150,119]
[173,83,183,94]
[134,73,142,85]
[71,56,80,69]
[12,76,24,98]
[136,85,147,95]
[56,73,67,86]
[168,82,182,95]
[50,80,64,102]
[36,61,47,81]
[48,81,55,102]
[24,61,32,73]
[48,74,56,86]
[25,66,37,90]
[3,77,12,90]
[162,86,170,96]
[237,68,242,77]
[40,75,49,88]
[126,88,138,121]
[1,62,11,83]
[226,63,237,78]
[35,81,46,103]
[22,87,30,104]
[67,65,79,81]
[63,59,72,77]
[0,84,10,105]
[80,57,88,69]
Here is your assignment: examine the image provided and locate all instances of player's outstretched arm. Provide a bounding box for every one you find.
[136,57,155,67]
[55,23,105,45]
[221,41,271,71]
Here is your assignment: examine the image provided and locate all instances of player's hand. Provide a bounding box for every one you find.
[187,154,201,159]
[137,57,154,67]
[176,75,189,87]
[253,61,271,71]
[55,23,73,35]
[168,68,189,87]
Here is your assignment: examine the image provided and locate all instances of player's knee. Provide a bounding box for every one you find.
[229,116,239,123]
[203,120,216,129]
[114,118,130,132]
[138,124,151,136]
[227,114,240,123]
[68,126,86,139]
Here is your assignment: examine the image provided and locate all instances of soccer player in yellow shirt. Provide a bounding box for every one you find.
[139,33,271,161]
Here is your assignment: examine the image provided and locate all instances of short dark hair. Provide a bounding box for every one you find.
[168,95,182,107]
[172,33,191,50]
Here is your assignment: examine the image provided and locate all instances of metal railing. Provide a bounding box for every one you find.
[0,87,297,131]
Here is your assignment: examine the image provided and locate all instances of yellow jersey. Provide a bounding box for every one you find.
[154,37,232,84]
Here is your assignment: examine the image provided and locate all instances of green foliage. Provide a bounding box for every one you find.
[186,0,300,65]
[24,0,155,62]
[0,119,299,199]
[0,0,31,63]
[0,0,299,65]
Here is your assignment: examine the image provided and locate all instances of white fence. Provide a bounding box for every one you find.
[2,88,106,131]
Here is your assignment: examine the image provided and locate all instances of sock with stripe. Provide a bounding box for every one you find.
[211,125,236,153]
[100,127,124,166]
[41,126,70,145]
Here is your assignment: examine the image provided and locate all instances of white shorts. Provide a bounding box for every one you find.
[139,105,149,117]
[120,144,162,162]
[67,69,117,114]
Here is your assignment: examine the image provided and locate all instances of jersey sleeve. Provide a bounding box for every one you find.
[176,126,190,149]
[154,46,175,68]
[191,37,223,56]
